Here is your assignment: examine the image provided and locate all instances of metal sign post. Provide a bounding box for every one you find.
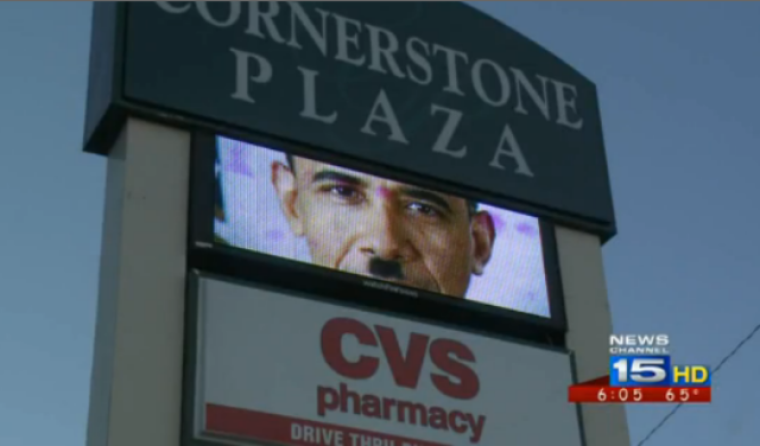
[557,227,632,445]
[86,119,190,446]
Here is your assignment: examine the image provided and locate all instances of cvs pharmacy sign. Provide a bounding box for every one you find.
[318,317,485,443]
[193,276,583,446]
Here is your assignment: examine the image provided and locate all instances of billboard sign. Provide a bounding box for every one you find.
[85,1,616,239]
[188,274,583,446]
[211,135,554,319]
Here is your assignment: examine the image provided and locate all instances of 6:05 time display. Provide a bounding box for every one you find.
[568,385,712,404]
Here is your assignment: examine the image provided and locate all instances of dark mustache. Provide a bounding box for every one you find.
[368,257,405,280]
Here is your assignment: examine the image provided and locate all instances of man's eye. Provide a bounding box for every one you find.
[329,186,358,198]
[322,185,365,203]
[408,202,440,217]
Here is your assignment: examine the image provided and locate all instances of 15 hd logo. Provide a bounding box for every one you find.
[609,335,711,387]
[567,334,713,403]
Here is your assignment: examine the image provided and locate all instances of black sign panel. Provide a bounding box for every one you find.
[84,1,616,239]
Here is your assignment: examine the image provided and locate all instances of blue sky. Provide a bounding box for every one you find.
[1,2,758,446]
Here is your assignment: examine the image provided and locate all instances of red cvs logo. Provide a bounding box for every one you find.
[320,317,480,400]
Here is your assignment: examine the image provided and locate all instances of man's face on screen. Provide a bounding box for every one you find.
[272,157,495,297]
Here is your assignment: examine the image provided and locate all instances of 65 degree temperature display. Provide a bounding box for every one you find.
[568,376,712,404]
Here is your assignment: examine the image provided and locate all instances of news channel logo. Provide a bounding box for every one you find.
[609,334,711,387]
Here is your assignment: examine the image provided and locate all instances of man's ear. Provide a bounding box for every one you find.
[271,161,305,236]
[470,211,496,276]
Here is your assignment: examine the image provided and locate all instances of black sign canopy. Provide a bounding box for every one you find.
[84,1,616,239]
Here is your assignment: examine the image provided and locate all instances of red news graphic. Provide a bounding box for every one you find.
[567,376,712,404]
[568,334,712,404]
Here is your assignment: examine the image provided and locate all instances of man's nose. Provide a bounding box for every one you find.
[359,207,408,261]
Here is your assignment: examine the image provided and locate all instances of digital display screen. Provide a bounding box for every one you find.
[213,136,552,318]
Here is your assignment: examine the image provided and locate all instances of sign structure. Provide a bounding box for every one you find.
[190,274,583,446]
[85,1,617,239]
[81,3,631,446]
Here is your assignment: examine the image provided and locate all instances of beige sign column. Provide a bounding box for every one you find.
[556,226,631,446]
[86,118,190,446]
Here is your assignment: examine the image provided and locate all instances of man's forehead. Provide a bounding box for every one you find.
[291,157,473,213]
[294,158,408,188]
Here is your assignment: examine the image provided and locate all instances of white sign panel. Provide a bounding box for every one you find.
[194,276,583,446]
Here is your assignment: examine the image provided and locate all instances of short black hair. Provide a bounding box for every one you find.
[284,154,478,215]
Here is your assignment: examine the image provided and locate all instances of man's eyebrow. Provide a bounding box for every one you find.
[311,170,367,187]
[398,187,453,213]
